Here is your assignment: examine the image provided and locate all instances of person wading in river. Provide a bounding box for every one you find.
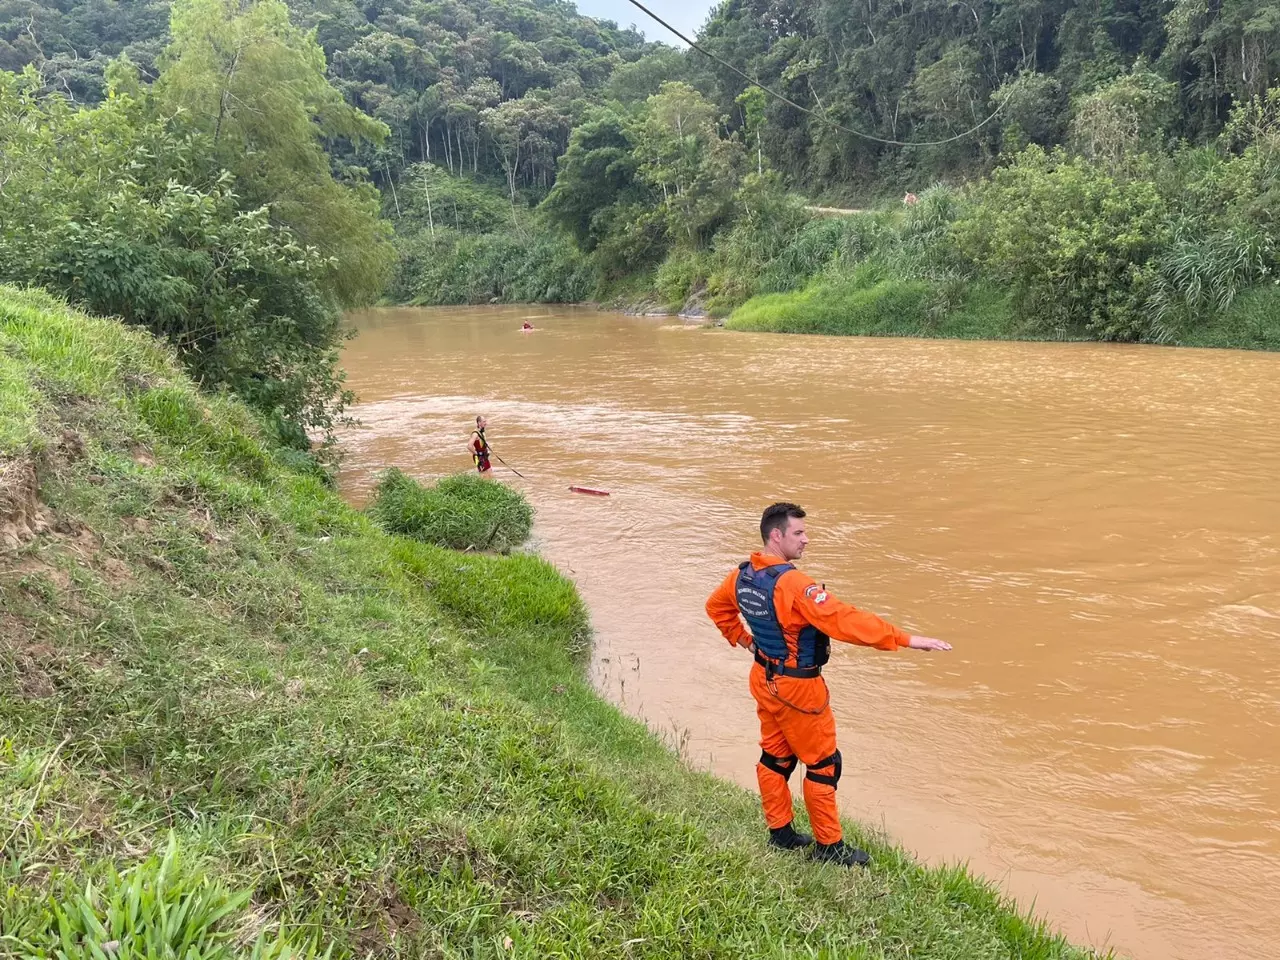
[468,416,492,474]
[706,502,952,867]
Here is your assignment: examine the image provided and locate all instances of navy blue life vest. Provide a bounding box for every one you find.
[735,562,831,669]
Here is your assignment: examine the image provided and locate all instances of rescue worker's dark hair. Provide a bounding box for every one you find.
[475,415,484,426]
[761,502,805,543]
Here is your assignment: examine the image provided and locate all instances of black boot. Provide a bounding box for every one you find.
[811,840,870,867]
[767,822,814,850]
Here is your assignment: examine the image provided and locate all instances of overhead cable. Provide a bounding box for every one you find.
[621,0,1013,148]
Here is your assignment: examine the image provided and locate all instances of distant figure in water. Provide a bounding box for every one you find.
[521,321,535,332]
[469,415,491,474]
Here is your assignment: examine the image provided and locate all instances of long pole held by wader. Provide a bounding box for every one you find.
[485,441,609,495]
[485,444,525,479]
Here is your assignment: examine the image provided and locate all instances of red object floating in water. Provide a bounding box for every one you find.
[568,486,610,497]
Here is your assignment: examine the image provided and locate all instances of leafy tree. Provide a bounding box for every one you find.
[909,44,987,135]
[633,81,744,244]
[736,85,766,175]
[541,108,647,250]
[1069,65,1179,167]
[1164,0,1280,133]
[953,145,1171,339]
[606,46,691,104]
[156,0,393,306]
[481,90,567,206]
[0,66,349,444]
[398,162,511,236]
[994,71,1067,149]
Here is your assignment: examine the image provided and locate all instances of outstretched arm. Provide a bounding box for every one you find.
[786,576,951,652]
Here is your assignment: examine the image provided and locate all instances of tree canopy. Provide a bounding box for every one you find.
[7,0,1280,350]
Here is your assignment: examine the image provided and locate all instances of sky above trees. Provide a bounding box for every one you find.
[572,0,713,43]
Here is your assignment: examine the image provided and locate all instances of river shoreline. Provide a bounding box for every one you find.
[1,287,1103,960]
[338,303,1280,960]
[614,297,1280,349]
[391,296,1280,351]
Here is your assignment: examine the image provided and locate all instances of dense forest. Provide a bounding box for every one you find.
[9,0,1280,189]
[2,0,1280,456]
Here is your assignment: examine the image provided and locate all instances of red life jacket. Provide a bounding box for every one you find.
[472,429,491,470]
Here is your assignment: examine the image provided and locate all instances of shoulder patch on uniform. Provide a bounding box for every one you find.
[804,584,819,599]
[814,591,828,605]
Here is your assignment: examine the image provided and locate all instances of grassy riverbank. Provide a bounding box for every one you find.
[394,131,1280,353]
[724,269,1280,349]
[392,205,1280,352]
[1,285,1101,958]
[725,274,1022,341]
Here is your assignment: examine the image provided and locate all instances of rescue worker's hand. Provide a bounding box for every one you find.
[907,635,951,651]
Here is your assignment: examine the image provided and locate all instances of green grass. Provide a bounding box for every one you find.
[727,267,1022,341]
[0,287,174,459]
[729,272,932,335]
[0,349,40,459]
[1176,285,1280,350]
[725,252,1280,350]
[368,468,534,553]
[0,283,1102,959]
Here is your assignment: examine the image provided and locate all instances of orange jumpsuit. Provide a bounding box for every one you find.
[705,552,911,845]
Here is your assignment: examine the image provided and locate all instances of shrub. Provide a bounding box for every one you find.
[654,248,709,307]
[952,146,1170,340]
[397,230,594,305]
[1069,67,1179,167]
[0,70,351,445]
[368,468,533,552]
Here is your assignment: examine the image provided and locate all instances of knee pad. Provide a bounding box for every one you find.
[804,749,842,789]
[759,750,798,781]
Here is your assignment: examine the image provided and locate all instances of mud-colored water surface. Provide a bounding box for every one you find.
[338,305,1280,960]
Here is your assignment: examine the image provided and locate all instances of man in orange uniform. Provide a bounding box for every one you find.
[706,502,952,867]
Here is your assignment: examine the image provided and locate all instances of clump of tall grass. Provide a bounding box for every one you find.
[24,835,319,960]
[1145,228,1269,342]
[1177,284,1280,349]
[896,185,968,279]
[367,468,533,552]
[750,217,851,295]
[654,247,710,308]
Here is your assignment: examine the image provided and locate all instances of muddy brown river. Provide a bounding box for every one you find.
[337,305,1280,960]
